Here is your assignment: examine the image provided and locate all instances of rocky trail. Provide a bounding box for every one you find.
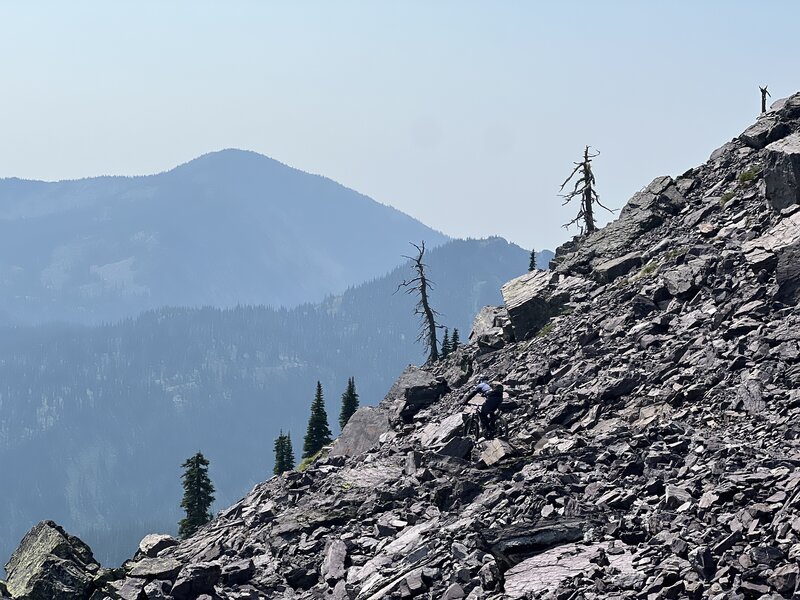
[4,93,800,599]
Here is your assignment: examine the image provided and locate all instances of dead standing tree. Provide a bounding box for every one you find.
[760,85,771,114]
[559,145,613,234]
[397,241,440,364]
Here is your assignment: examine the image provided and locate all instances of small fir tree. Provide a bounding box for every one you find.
[178,452,215,539]
[529,249,537,272]
[441,328,451,359]
[451,328,460,351]
[273,431,295,475]
[338,377,360,430]
[303,381,333,459]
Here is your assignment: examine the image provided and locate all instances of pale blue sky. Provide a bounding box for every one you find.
[0,1,798,249]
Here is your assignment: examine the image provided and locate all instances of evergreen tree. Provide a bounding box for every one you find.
[441,328,451,358]
[451,328,461,351]
[303,381,333,458]
[273,431,290,475]
[284,432,295,471]
[529,249,537,272]
[338,377,360,430]
[178,452,215,539]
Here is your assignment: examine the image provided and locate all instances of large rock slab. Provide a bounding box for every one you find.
[330,406,390,457]
[4,521,100,600]
[469,305,514,352]
[380,366,448,421]
[742,210,800,274]
[137,534,178,559]
[740,114,791,149]
[765,132,800,211]
[776,240,800,305]
[504,541,635,599]
[170,562,221,600]
[501,270,584,340]
[593,251,642,283]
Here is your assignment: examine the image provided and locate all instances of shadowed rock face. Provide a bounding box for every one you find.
[4,521,100,600]
[9,91,800,600]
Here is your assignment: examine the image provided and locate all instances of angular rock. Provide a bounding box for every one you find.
[501,270,583,340]
[469,305,514,351]
[127,556,182,580]
[4,521,100,600]
[322,539,347,585]
[137,534,178,559]
[593,251,642,283]
[380,366,448,421]
[740,114,791,149]
[765,132,800,211]
[221,559,254,585]
[479,439,515,467]
[169,562,221,600]
[437,436,473,460]
[330,406,390,457]
[775,239,800,304]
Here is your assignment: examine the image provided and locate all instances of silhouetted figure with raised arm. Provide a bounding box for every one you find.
[760,85,771,114]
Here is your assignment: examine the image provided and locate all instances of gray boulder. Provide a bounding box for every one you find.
[593,251,642,283]
[136,534,178,559]
[330,406,390,457]
[739,114,791,149]
[765,132,800,211]
[126,556,182,580]
[469,305,514,352]
[501,270,584,340]
[380,366,448,421]
[4,520,100,600]
[169,562,221,600]
[776,240,800,304]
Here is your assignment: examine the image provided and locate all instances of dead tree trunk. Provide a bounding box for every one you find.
[397,241,440,363]
[559,146,613,234]
[760,85,771,114]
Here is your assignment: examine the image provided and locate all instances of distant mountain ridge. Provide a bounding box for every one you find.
[0,149,448,323]
[0,236,531,566]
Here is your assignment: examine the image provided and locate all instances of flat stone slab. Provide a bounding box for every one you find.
[504,541,635,599]
[330,406,390,457]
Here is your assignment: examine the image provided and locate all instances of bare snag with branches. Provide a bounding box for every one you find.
[397,241,440,364]
[760,85,771,114]
[559,145,613,234]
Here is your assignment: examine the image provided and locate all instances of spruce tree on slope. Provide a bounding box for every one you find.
[273,431,294,475]
[178,452,215,538]
[338,377,360,430]
[284,432,295,471]
[441,328,451,359]
[303,381,333,459]
[529,249,537,272]
[451,328,461,351]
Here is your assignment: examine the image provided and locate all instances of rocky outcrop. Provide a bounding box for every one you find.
[4,521,103,600]
[468,306,514,352]
[765,132,800,211]
[329,406,390,457]
[10,91,800,600]
[500,270,585,340]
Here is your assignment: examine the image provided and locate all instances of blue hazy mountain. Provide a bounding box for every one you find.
[0,236,531,567]
[0,150,448,324]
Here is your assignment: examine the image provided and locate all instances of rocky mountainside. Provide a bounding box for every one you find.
[0,237,531,568]
[5,93,800,599]
[0,149,448,324]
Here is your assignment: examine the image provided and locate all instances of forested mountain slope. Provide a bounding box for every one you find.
[0,149,448,324]
[0,236,530,567]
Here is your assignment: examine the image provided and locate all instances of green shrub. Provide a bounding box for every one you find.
[536,322,555,337]
[297,449,326,472]
[737,166,760,185]
[720,191,735,206]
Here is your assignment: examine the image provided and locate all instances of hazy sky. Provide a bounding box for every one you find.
[1,1,798,250]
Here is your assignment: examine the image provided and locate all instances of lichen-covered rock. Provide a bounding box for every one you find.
[4,521,100,600]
